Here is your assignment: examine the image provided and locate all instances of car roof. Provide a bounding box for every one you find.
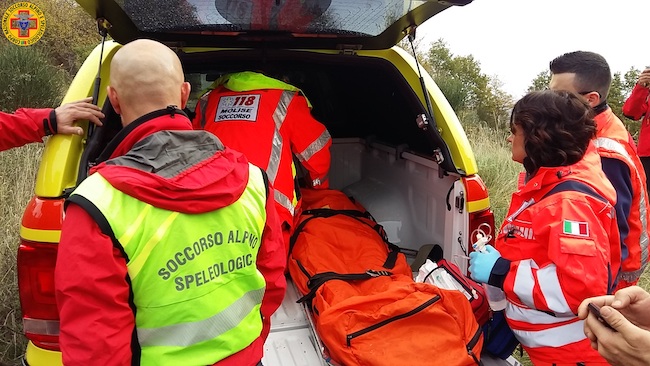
[76,0,472,50]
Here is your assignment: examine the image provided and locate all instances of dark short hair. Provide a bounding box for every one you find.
[510,90,596,174]
[549,51,612,99]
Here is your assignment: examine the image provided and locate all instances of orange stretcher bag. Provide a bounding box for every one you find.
[288,189,413,297]
[314,281,483,366]
[288,189,483,365]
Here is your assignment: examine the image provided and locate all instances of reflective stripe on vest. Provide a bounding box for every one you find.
[137,287,265,347]
[70,165,268,366]
[510,318,587,348]
[513,261,572,316]
[595,137,650,281]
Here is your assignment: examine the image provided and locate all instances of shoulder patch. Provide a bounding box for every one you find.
[562,219,589,237]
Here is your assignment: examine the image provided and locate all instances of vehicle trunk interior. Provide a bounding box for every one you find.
[181,49,438,157]
[83,49,452,177]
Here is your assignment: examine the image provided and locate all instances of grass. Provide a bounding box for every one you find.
[0,143,42,365]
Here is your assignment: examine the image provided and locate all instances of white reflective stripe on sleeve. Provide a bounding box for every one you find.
[513,259,537,309]
[267,91,294,184]
[137,287,265,347]
[512,319,586,348]
[595,137,649,272]
[536,264,573,316]
[506,302,574,325]
[274,189,295,216]
[296,129,331,162]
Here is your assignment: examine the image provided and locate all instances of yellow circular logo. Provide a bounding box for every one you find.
[2,2,46,46]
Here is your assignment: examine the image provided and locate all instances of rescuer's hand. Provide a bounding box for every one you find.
[469,244,501,284]
[55,97,104,136]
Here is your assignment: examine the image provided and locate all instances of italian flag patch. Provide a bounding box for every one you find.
[563,220,589,236]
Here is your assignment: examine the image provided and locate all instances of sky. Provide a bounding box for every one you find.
[418,0,649,99]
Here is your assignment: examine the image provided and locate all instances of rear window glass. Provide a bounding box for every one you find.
[118,0,430,36]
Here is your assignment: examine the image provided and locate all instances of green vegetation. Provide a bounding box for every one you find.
[464,121,519,225]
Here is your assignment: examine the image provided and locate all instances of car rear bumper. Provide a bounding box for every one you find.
[22,341,62,366]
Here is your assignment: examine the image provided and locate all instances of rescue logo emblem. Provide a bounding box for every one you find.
[2,2,46,46]
[215,94,261,122]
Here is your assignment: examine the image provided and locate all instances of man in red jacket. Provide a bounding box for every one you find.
[623,67,650,191]
[0,97,104,152]
[549,51,650,290]
[193,71,331,256]
[55,39,286,366]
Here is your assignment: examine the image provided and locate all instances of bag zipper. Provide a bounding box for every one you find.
[466,325,483,365]
[296,259,311,278]
[346,295,441,347]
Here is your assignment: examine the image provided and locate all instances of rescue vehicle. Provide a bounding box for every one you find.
[17,1,518,364]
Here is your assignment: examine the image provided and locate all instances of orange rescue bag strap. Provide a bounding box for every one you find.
[297,269,393,304]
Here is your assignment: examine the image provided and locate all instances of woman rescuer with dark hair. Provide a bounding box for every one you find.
[469,90,621,365]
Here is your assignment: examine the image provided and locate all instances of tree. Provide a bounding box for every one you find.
[422,39,489,110]
[417,39,512,128]
[478,77,513,131]
[616,68,641,139]
[528,71,550,92]
[608,72,626,119]
[623,67,641,98]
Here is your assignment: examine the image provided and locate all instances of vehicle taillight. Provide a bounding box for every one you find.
[18,241,60,351]
[18,196,64,351]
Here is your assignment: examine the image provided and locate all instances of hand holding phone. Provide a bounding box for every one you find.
[587,303,617,332]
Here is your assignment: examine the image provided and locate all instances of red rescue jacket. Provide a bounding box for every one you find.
[0,108,52,151]
[623,84,650,156]
[496,143,618,365]
[193,72,332,228]
[594,108,650,289]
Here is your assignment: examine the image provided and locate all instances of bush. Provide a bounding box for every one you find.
[0,43,68,112]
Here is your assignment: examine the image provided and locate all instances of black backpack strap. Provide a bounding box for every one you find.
[543,180,607,203]
[288,208,400,269]
[297,269,393,303]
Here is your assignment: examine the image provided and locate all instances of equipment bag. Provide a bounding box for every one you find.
[416,258,490,326]
[482,310,519,360]
[289,189,483,366]
[314,280,483,366]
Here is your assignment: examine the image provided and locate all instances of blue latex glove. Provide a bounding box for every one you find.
[469,245,501,284]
